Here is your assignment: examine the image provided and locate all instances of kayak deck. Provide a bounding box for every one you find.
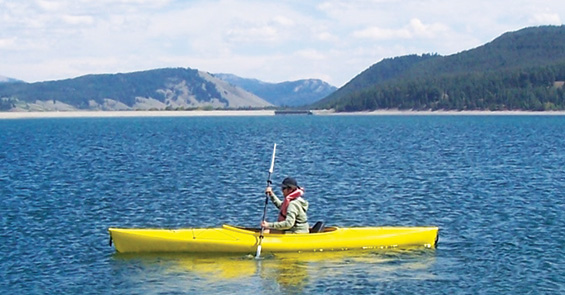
[109,224,439,254]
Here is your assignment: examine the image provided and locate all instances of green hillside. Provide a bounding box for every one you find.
[0,68,226,110]
[314,25,565,111]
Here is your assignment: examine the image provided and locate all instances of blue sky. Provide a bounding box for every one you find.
[1,0,563,87]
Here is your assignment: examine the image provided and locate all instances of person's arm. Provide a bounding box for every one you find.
[267,202,299,230]
[265,187,282,208]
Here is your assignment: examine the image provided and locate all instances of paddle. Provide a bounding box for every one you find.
[256,143,277,259]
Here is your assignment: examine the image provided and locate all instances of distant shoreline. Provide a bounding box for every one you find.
[1,109,565,119]
[318,110,565,116]
[0,110,275,119]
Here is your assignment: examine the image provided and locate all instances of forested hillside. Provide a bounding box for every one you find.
[314,25,565,111]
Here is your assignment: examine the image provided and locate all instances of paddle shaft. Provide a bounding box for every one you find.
[256,143,276,258]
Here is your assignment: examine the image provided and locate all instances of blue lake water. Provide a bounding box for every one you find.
[0,115,564,294]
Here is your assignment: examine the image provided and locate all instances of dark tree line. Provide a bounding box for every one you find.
[314,26,565,112]
[328,63,565,112]
[0,97,16,111]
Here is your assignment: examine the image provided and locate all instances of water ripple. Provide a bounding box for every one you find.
[1,115,564,294]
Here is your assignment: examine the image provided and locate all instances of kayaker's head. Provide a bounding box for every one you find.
[280,177,298,196]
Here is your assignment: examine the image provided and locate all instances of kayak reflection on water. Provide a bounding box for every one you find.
[111,248,437,291]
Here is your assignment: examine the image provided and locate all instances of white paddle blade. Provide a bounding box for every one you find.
[255,244,262,259]
[269,143,277,174]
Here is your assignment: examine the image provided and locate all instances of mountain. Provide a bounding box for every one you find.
[0,75,23,84]
[0,68,272,111]
[213,73,337,107]
[314,25,565,111]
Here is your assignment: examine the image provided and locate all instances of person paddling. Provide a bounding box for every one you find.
[261,177,309,234]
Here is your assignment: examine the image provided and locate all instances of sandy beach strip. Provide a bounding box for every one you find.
[1,109,565,119]
[0,110,276,119]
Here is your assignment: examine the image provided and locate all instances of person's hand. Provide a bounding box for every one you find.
[265,186,274,196]
[261,220,270,228]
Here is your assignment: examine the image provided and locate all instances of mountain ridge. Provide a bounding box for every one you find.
[314,25,565,111]
[0,68,272,111]
[0,69,337,111]
[213,73,337,107]
[0,75,22,84]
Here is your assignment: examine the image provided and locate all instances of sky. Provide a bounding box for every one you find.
[1,0,564,87]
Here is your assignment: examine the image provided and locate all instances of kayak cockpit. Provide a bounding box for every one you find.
[223,223,337,235]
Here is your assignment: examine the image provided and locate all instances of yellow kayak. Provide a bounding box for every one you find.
[108,224,439,254]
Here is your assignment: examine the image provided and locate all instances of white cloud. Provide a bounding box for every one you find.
[317,31,339,42]
[226,24,280,44]
[272,15,295,27]
[60,14,94,25]
[529,13,562,25]
[353,26,411,40]
[295,49,326,60]
[353,19,449,40]
[407,18,450,38]
[35,0,66,11]
[0,0,564,86]
[0,38,16,49]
